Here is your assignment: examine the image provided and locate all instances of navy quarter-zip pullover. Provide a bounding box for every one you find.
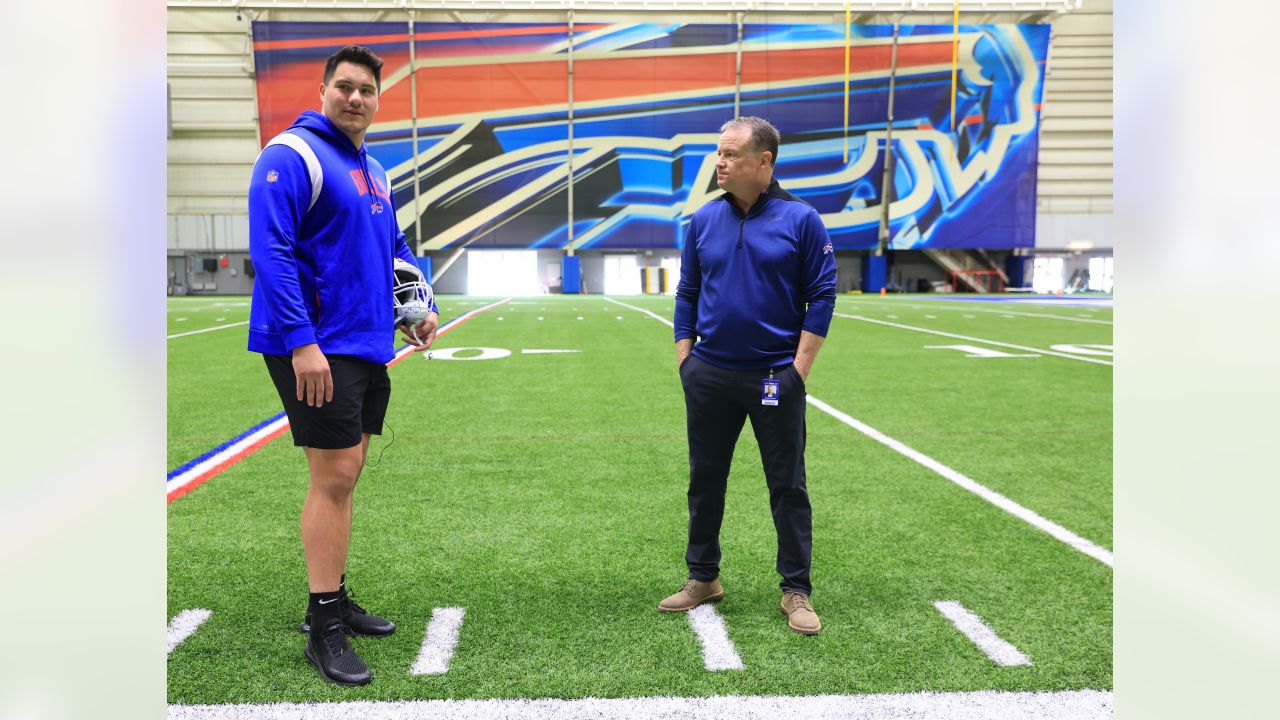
[674,178,838,370]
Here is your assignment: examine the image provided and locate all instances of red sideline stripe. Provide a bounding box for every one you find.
[166,423,291,504]
[168,298,511,504]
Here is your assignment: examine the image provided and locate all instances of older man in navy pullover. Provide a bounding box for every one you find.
[659,117,837,635]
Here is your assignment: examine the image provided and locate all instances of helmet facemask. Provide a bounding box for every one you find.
[392,258,434,329]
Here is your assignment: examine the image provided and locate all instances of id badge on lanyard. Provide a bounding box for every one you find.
[762,366,779,406]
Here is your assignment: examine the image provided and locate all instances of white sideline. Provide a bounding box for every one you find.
[168,321,250,340]
[604,297,671,325]
[411,607,466,676]
[167,609,212,655]
[844,299,1112,325]
[687,604,745,671]
[167,690,1112,719]
[606,299,1113,568]
[833,313,1113,366]
[807,396,1113,567]
[933,601,1032,666]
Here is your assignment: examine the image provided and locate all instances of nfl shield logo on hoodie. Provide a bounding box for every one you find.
[266,170,279,183]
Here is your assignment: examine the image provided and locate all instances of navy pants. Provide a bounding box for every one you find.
[679,354,812,595]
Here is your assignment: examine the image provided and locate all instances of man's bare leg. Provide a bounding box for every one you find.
[301,443,365,592]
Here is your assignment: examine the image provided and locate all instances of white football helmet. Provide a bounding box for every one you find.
[392,258,434,328]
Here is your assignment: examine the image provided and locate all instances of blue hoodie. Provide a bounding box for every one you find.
[674,179,837,370]
[247,110,434,365]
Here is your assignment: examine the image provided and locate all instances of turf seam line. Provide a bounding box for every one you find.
[168,321,251,340]
[167,608,212,656]
[832,313,1114,366]
[411,607,466,676]
[166,299,511,504]
[933,601,1032,666]
[806,396,1114,567]
[607,298,1113,567]
[166,689,1114,718]
[687,604,745,671]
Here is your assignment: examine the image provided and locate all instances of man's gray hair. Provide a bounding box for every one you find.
[720,116,781,165]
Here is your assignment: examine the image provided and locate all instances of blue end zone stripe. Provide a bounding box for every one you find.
[166,412,287,483]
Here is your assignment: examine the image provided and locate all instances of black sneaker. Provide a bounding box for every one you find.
[300,587,396,637]
[303,618,372,686]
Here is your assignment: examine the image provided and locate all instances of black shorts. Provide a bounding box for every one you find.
[264,353,391,450]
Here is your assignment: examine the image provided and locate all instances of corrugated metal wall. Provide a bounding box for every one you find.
[166,1,1113,248]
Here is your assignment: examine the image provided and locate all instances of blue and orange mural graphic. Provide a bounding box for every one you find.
[252,22,1049,250]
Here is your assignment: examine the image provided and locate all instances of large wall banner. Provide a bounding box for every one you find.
[252,22,1050,250]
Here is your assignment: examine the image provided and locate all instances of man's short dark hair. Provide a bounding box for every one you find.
[324,45,384,90]
[720,116,781,165]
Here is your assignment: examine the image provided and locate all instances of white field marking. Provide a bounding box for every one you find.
[411,607,465,676]
[537,316,544,320]
[887,314,899,319]
[805,396,1113,567]
[1002,314,1015,318]
[926,314,937,319]
[497,316,504,320]
[845,299,1112,325]
[607,300,1112,567]
[963,314,976,318]
[1050,344,1113,357]
[521,349,582,354]
[687,604,745,671]
[215,317,226,321]
[933,601,1032,667]
[168,321,249,340]
[167,608,212,655]
[426,347,512,361]
[577,316,585,320]
[605,297,673,325]
[833,313,1113,367]
[924,345,1039,359]
[617,316,624,320]
[167,690,1113,719]
[176,317,187,321]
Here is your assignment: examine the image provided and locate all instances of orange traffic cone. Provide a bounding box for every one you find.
[880,287,886,297]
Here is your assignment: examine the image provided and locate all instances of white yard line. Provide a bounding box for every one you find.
[608,301,1113,567]
[687,604,745,671]
[167,609,212,655]
[168,690,1113,719]
[933,601,1032,666]
[833,313,1113,366]
[168,321,249,340]
[806,397,1113,567]
[411,607,466,676]
[844,299,1112,325]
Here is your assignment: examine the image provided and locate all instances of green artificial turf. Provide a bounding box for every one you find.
[167,294,1112,704]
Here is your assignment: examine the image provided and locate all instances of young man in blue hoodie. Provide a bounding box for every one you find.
[247,45,438,685]
[660,117,837,635]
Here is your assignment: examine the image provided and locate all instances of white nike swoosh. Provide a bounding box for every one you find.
[318,598,338,604]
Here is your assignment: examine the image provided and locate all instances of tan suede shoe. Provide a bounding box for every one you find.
[780,591,822,635]
[658,578,725,612]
